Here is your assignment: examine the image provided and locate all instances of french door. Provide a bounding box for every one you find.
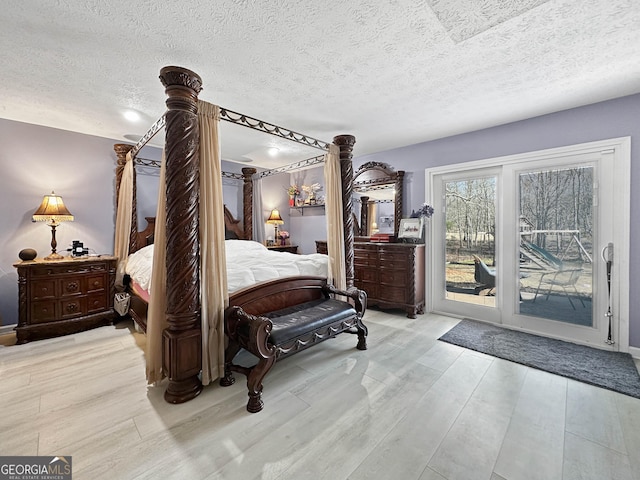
[428,139,630,350]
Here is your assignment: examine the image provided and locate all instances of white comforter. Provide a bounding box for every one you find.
[125,240,328,294]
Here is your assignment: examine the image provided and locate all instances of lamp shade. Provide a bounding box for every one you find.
[266,208,284,225]
[33,192,74,224]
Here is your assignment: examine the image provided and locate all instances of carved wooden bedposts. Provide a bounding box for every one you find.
[114,143,138,254]
[360,195,369,237]
[334,134,356,290]
[394,170,405,239]
[159,66,204,404]
[242,167,257,240]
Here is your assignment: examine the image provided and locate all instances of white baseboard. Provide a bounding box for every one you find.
[629,346,640,360]
[0,324,16,335]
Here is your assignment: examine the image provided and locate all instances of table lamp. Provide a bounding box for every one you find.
[266,208,284,239]
[32,191,74,260]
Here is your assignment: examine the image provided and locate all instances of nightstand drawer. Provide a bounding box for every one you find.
[60,297,87,319]
[87,293,108,313]
[30,300,57,324]
[31,279,56,300]
[86,274,106,293]
[60,277,84,296]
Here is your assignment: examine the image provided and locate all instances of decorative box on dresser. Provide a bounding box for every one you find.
[13,255,118,343]
[354,242,425,318]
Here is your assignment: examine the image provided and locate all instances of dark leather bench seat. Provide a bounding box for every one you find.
[220,280,368,413]
[265,298,357,345]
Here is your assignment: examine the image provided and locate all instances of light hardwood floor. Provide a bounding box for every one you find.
[1,310,640,480]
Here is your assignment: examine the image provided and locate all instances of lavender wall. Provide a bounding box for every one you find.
[288,166,327,254]
[0,119,248,327]
[0,119,120,327]
[3,93,638,347]
[353,93,640,348]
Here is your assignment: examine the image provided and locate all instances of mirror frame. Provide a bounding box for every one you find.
[353,161,404,238]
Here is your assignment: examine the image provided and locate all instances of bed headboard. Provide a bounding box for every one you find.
[137,217,156,249]
[133,206,246,253]
[223,205,245,240]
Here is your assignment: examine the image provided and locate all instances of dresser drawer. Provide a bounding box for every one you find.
[355,266,378,282]
[60,297,87,319]
[86,274,106,293]
[31,279,56,300]
[30,300,57,324]
[383,286,408,304]
[355,280,377,299]
[87,293,108,313]
[30,264,92,277]
[379,268,409,285]
[354,249,378,264]
[60,277,84,297]
[378,250,411,265]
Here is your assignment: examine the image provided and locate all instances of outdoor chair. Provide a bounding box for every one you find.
[472,255,496,295]
[533,268,586,310]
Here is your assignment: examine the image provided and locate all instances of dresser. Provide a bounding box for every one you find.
[354,242,425,318]
[13,256,117,343]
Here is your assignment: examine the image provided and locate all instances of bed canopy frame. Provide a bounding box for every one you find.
[114,66,357,404]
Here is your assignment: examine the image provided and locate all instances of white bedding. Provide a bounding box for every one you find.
[125,240,328,295]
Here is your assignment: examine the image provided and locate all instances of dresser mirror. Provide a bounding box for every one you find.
[353,162,404,239]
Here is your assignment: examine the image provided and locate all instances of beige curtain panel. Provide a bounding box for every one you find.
[323,144,346,290]
[145,151,168,384]
[198,100,228,385]
[114,151,134,288]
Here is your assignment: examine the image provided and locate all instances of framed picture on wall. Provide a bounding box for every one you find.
[379,215,394,228]
[398,217,424,241]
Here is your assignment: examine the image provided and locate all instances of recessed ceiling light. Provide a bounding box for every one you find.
[267,147,279,157]
[123,110,141,122]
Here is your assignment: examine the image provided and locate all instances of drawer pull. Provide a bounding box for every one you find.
[66,302,79,313]
[66,281,80,293]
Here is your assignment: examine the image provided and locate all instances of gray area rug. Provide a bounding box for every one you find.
[439,319,640,399]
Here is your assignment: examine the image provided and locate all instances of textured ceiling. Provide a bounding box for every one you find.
[2,0,640,168]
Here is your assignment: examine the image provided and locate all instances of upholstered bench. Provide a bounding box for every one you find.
[220,279,367,413]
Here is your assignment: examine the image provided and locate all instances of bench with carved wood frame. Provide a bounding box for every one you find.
[220,276,368,413]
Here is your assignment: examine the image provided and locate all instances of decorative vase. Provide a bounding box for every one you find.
[19,248,37,261]
[289,195,295,207]
[280,238,286,246]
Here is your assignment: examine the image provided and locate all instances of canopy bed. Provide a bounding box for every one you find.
[113,66,364,406]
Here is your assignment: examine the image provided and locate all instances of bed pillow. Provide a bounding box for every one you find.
[125,244,155,291]
[225,239,268,255]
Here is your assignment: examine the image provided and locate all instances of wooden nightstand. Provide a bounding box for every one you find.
[266,245,299,254]
[13,255,118,343]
